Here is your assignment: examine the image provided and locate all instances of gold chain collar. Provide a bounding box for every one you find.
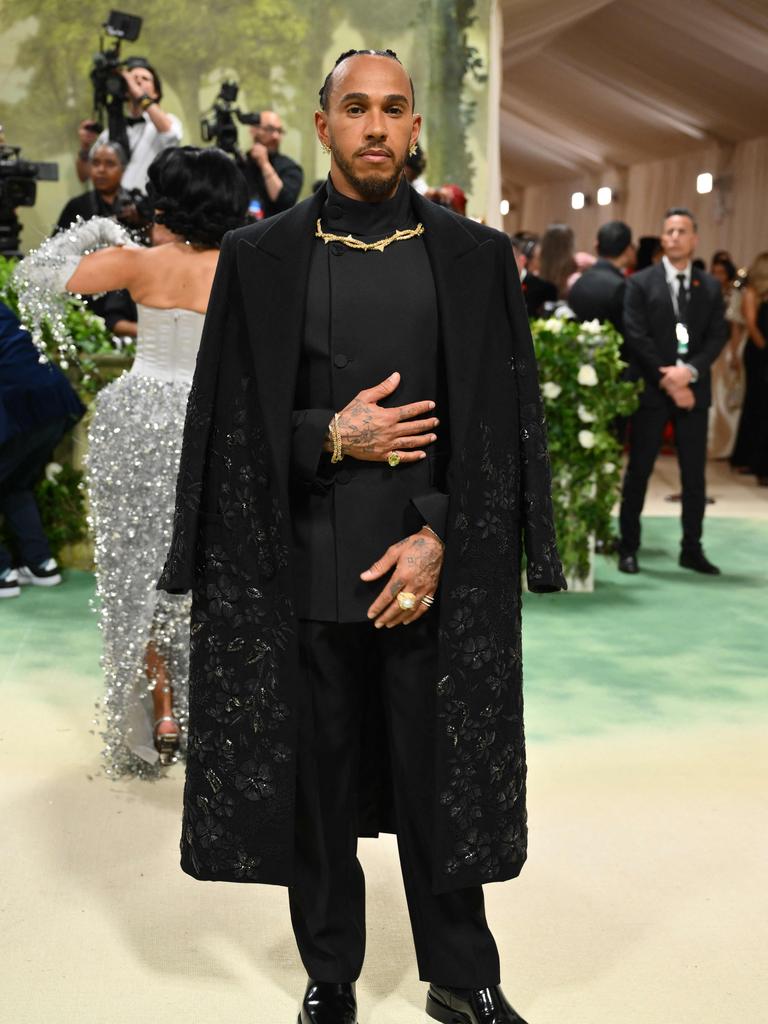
[315,219,425,253]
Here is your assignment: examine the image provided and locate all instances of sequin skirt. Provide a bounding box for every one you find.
[86,372,192,778]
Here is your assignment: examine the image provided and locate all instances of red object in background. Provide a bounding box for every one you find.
[441,184,467,216]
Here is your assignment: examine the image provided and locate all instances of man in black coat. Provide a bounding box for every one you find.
[618,207,728,575]
[568,220,634,334]
[160,49,564,1024]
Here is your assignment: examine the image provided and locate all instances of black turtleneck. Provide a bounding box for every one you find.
[291,175,448,623]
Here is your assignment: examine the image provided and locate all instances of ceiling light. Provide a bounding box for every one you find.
[571,191,585,211]
[597,186,612,206]
[697,172,713,194]
[499,199,510,216]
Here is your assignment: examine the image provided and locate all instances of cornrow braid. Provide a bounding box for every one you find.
[318,48,414,110]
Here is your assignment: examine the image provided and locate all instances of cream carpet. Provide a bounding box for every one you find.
[1,460,766,1024]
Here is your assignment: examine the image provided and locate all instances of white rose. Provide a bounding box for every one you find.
[577,363,598,386]
[45,462,63,483]
[603,462,616,473]
[578,404,596,423]
[542,381,562,400]
[581,319,602,335]
[578,430,596,449]
[543,317,563,334]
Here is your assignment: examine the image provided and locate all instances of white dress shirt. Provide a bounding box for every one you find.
[97,112,183,192]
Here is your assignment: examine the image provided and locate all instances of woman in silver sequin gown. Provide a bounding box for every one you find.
[65,148,248,777]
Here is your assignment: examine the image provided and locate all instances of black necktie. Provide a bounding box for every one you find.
[676,273,689,324]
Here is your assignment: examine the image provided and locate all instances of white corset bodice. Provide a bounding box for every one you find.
[129,303,205,385]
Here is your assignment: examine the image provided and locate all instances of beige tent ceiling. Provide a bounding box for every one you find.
[499,0,768,186]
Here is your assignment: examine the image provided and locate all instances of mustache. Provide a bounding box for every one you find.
[354,144,394,158]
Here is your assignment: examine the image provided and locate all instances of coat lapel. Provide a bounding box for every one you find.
[413,193,496,448]
[236,189,326,496]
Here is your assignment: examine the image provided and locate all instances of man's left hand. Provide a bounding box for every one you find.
[362,527,444,628]
[660,364,693,391]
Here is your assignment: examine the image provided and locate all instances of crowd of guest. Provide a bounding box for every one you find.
[510,218,768,494]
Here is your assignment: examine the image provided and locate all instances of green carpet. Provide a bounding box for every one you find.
[2,517,766,741]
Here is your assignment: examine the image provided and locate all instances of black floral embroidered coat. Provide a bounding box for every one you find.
[158,185,566,893]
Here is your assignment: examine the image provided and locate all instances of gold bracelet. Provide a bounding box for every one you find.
[330,413,344,463]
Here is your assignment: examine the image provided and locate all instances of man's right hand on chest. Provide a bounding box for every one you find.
[325,371,439,463]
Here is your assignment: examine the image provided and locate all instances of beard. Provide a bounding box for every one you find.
[330,139,407,201]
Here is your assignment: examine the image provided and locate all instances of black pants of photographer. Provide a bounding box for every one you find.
[0,419,66,573]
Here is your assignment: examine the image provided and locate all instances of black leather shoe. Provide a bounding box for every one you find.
[426,984,528,1024]
[679,550,720,575]
[298,980,357,1024]
[618,553,639,574]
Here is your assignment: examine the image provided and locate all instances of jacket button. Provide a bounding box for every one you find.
[333,353,349,368]
[331,242,345,256]
[327,204,343,220]
[335,470,352,485]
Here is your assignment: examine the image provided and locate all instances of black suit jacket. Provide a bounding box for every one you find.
[521,271,557,317]
[568,258,626,334]
[622,263,728,409]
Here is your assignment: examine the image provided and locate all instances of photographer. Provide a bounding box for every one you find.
[240,110,303,218]
[59,141,135,229]
[56,141,138,339]
[77,57,181,192]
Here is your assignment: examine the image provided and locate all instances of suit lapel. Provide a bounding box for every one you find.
[236,189,325,496]
[413,192,496,448]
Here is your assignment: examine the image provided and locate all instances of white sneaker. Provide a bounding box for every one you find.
[17,558,62,587]
[0,568,21,598]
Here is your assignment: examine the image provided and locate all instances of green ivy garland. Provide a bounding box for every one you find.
[530,316,642,581]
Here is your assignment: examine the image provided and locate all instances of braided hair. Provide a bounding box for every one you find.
[318,49,415,110]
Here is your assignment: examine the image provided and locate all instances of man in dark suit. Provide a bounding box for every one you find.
[568,220,634,334]
[511,232,557,317]
[618,207,728,575]
[160,49,564,1024]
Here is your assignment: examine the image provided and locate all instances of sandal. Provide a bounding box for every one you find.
[153,715,181,766]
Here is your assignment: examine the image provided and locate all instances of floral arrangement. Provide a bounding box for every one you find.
[530,315,642,582]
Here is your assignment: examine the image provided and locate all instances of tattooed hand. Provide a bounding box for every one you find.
[324,371,439,463]
[361,526,445,628]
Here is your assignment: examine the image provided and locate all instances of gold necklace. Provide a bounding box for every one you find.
[315,219,424,253]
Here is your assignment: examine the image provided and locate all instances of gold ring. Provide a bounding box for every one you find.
[387,451,401,468]
[396,591,417,611]
[421,595,435,608]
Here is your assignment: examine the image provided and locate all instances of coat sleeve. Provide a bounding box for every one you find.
[623,275,664,382]
[157,231,237,594]
[501,237,567,593]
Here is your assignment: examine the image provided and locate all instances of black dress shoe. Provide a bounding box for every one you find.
[679,550,720,575]
[426,984,528,1024]
[618,553,639,574]
[298,980,357,1024]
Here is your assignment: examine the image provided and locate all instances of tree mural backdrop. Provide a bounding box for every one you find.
[0,0,492,249]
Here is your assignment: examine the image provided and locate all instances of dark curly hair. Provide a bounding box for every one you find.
[318,49,415,111]
[145,146,249,248]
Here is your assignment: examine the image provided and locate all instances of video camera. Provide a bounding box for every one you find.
[200,81,261,156]
[0,139,59,257]
[90,10,143,117]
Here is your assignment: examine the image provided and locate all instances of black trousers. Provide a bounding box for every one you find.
[0,419,65,573]
[619,403,708,556]
[289,617,500,987]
